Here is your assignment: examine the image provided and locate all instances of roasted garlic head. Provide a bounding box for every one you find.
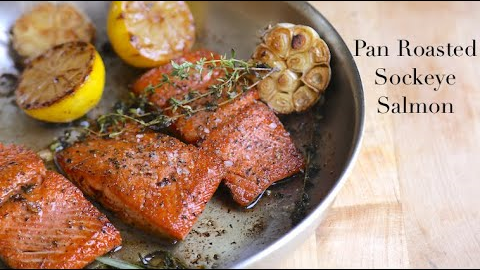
[252,23,331,114]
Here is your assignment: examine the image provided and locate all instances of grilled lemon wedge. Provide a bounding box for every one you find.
[15,42,105,123]
[252,23,331,114]
[107,1,195,68]
[12,2,95,61]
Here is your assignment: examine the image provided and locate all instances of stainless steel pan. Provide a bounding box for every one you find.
[0,1,364,268]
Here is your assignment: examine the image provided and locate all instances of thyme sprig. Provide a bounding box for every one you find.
[49,51,277,151]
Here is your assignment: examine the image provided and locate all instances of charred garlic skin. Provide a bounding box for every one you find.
[252,23,331,114]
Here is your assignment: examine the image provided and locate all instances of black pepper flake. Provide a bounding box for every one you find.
[108,157,121,169]
[156,176,168,186]
[11,194,26,202]
[26,202,42,214]
[21,184,36,194]
[215,229,226,237]
[191,254,201,265]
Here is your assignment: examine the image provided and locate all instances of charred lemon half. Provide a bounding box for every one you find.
[252,23,331,114]
[12,2,95,61]
[15,42,105,123]
[107,1,195,68]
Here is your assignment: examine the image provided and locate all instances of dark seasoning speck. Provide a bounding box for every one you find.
[0,73,18,97]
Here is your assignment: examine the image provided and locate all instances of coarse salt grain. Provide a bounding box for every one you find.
[224,160,234,167]
[268,122,277,129]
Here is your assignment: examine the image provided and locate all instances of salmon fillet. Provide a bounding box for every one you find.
[133,50,305,206]
[132,49,229,143]
[169,89,254,144]
[132,49,223,108]
[56,130,225,240]
[197,90,259,139]
[201,101,305,206]
[0,144,121,269]
[0,144,45,205]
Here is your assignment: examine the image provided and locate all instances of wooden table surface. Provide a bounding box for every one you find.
[274,2,480,268]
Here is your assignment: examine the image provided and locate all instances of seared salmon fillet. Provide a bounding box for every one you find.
[0,144,121,269]
[0,172,121,269]
[0,144,45,205]
[132,49,228,143]
[56,130,225,240]
[197,90,259,139]
[133,49,305,206]
[201,101,305,206]
[132,49,223,108]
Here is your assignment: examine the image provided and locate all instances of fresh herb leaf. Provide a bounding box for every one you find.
[95,257,145,269]
[139,251,188,269]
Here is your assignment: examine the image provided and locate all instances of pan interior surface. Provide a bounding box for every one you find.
[0,1,363,268]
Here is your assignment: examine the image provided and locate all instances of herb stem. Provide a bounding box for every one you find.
[163,90,216,111]
[247,67,279,89]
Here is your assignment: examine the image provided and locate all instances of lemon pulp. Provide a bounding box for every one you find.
[107,1,195,68]
[16,42,105,123]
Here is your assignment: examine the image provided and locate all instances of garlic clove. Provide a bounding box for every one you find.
[293,86,319,112]
[277,70,300,94]
[286,51,313,73]
[302,65,331,93]
[252,45,287,74]
[258,77,277,102]
[290,25,319,54]
[310,38,330,64]
[263,25,292,58]
[268,92,295,114]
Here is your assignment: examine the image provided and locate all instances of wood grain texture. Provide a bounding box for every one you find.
[274,2,480,268]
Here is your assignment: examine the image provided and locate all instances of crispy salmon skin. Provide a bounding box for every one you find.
[201,101,305,206]
[0,144,121,269]
[56,129,225,240]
